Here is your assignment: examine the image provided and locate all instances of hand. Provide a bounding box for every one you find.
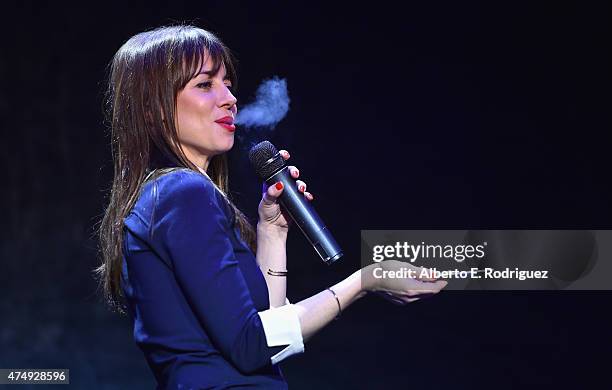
[258,149,314,232]
[361,260,448,304]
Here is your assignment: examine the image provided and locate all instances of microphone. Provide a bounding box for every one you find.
[249,141,343,264]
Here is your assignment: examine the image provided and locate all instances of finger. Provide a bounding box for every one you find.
[304,191,314,201]
[416,267,438,282]
[396,278,445,295]
[279,150,290,160]
[262,181,284,205]
[422,280,448,292]
[377,292,405,305]
[433,280,449,291]
[288,165,299,178]
[296,180,307,193]
[409,280,448,295]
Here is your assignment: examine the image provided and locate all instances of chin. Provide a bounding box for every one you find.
[214,140,235,155]
[223,139,235,151]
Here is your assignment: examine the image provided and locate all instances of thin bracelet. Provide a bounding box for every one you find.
[326,288,342,320]
[267,268,288,277]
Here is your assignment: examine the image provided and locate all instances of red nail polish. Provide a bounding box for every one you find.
[299,185,305,192]
[275,182,283,190]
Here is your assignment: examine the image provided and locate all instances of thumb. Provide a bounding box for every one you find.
[262,181,284,205]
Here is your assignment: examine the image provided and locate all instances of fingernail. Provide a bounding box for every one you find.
[299,184,305,192]
[275,182,284,190]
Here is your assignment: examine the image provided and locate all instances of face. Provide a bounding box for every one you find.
[175,54,237,170]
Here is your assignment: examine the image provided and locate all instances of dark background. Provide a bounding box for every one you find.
[1,0,611,388]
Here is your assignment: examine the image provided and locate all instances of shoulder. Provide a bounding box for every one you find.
[152,168,215,199]
[124,169,230,262]
[130,168,221,223]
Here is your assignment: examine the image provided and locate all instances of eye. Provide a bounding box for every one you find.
[196,81,213,90]
[224,81,233,91]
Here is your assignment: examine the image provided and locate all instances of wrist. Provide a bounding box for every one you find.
[358,263,381,293]
[257,222,289,240]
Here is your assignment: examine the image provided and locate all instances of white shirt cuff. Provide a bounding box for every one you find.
[258,303,304,365]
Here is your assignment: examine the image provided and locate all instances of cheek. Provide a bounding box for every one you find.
[177,94,215,129]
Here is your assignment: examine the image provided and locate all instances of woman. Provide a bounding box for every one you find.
[96,25,447,389]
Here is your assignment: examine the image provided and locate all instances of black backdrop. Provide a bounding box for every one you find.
[1,1,611,388]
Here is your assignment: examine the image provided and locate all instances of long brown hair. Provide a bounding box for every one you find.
[96,25,256,314]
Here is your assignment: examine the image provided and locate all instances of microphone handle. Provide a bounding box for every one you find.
[266,167,343,264]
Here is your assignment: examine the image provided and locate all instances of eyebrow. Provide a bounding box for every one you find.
[197,70,230,80]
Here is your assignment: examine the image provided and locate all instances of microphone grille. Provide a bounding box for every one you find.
[249,141,285,179]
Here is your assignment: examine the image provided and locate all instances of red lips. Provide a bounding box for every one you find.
[215,116,236,132]
[215,116,234,125]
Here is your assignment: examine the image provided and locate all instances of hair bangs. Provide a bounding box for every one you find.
[177,29,237,91]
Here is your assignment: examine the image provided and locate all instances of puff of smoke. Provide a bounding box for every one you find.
[235,76,289,129]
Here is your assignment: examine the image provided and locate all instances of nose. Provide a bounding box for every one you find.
[220,86,238,114]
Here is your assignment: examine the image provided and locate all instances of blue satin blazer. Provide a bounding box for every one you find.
[120,168,288,389]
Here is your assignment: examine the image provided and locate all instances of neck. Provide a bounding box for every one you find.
[181,147,211,174]
[196,164,209,176]
[197,158,210,174]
